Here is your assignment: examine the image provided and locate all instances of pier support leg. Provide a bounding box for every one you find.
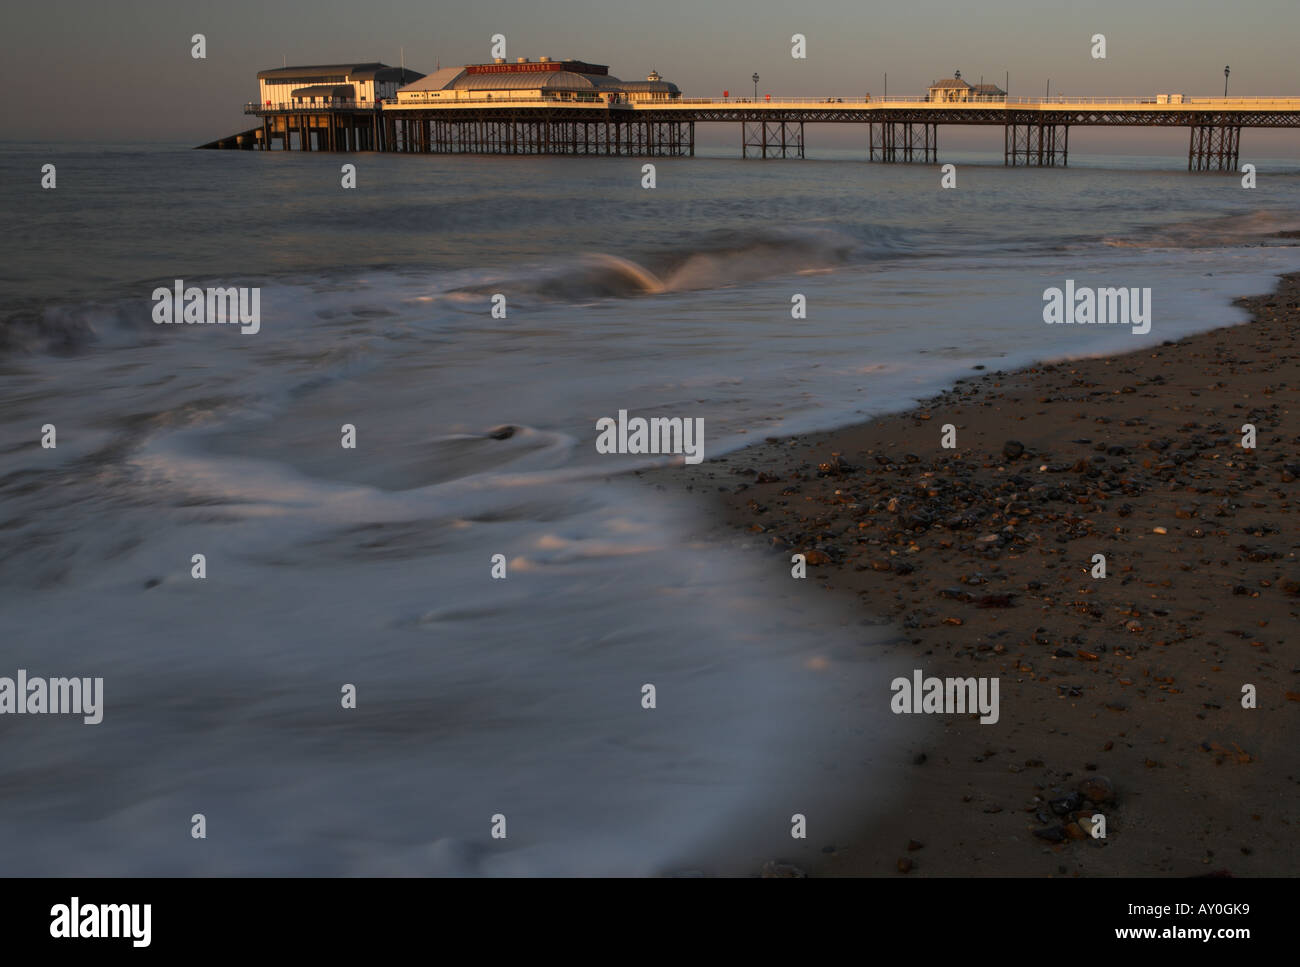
[869,122,936,163]
[1189,122,1241,171]
[1005,121,1068,166]
[744,118,805,159]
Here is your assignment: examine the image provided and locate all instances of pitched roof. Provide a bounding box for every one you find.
[291,85,356,98]
[397,66,467,92]
[257,63,425,83]
[395,63,679,96]
[930,78,972,89]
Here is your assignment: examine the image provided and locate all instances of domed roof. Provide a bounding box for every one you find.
[618,80,681,93]
[451,71,623,92]
[395,61,681,98]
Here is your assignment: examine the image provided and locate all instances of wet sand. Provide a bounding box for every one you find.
[653,271,1299,876]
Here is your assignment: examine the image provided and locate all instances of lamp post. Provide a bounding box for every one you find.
[753,72,759,100]
[1224,65,1230,97]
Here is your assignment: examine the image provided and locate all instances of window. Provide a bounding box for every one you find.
[272,75,346,85]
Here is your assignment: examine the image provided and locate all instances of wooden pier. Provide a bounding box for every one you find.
[217,95,1300,171]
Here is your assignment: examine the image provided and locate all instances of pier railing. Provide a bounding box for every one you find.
[670,95,1300,107]
[246,95,1300,116]
[246,100,380,113]
[381,95,637,108]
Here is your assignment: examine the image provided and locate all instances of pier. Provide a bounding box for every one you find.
[212,60,1300,170]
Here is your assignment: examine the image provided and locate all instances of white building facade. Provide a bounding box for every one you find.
[257,64,426,108]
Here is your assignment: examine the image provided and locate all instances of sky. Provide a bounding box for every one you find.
[2,0,1298,155]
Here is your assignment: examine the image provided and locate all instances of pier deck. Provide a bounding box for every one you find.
[231,95,1300,169]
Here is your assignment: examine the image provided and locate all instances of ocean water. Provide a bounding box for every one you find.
[1,141,1299,874]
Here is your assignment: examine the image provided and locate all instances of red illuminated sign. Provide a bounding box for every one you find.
[465,61,609,76]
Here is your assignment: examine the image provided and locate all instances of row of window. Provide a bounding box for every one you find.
[268,75,348,85]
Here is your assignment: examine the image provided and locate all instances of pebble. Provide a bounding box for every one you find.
[1077,775,1117,804]
[1049,793,1082,815]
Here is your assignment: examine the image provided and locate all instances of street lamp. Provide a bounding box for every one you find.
[1224,65,1230,97]
[753,72,759,100]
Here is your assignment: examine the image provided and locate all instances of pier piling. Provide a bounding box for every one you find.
[869,121,937,163]
[743,119,805,159]
[1005,120,1068,166]
[1188,121,1241,171]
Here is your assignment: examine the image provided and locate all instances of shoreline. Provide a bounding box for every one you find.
[654,269,1298,876]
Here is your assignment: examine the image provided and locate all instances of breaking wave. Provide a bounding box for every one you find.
[1103,208,1300,249]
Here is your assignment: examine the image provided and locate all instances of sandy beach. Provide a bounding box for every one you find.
[654,269,1299,876]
